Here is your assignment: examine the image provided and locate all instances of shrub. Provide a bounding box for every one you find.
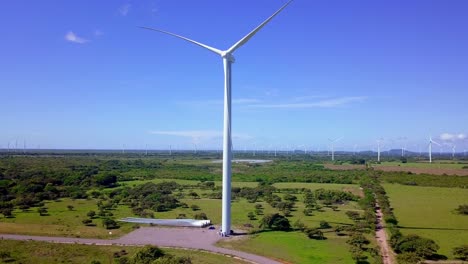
[319,221,331,229]
[194,213,207,220]
[306,228,325,240]
[453,245,468,261]
[259,213,291,231]
[455,204,468,215]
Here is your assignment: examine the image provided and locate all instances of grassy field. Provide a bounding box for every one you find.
[0,198,135,238]
[383,183,468,258]
[155,195,358,228]
[0,182,360,237]
[0,240,248,264]
[374,161,468,169]
[218,231,353,264]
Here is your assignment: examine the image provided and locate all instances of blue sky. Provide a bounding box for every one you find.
[1,0,468,152]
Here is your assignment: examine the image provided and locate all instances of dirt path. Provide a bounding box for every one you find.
[375,204,396,264]
[0,227,281,264]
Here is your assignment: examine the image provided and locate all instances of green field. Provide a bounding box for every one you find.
[383,183,468,258]
[0,198,135,238]
[218,231,353,264]
[0,240,248,264]
[374,161,468,169]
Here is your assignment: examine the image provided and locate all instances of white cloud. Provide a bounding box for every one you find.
[249,96,367,109]
[64,31,89,44]
[440,133,466,141]
[118,4,131,16]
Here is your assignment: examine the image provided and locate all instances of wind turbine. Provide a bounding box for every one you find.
[328,137,342,161]
[428,136,440,163]
[452,144,456,159]
[141,0,293,236]
[377,139,384,162]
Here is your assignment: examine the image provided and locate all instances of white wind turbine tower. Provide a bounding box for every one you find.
[428,136,441,163]
[328,137,342,161]
[141,0,293,236]
[377,139,384,162]
[452,144,456,159]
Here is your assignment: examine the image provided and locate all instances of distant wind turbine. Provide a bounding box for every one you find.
[377,139,384,162]
[328,137,342,161]
[452,144,456,159]
[428,136,440,163]
[141,0,293,236]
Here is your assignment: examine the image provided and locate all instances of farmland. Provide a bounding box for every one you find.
[383,183,468,258]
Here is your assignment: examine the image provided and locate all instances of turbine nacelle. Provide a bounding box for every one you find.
[221,52,236,63]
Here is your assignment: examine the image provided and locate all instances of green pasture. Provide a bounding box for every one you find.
[0,198,135,238]
[374,161,467,169]
[218,231,353,264]
[383,183,468,258]
[154,195,358,228]
[0,240,247,264]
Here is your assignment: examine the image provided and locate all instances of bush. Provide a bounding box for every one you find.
[394,234,439,258]
[190,205,200,211]
[396,252,422,264]
[102,218,120,229]
[305,228,325,240]
[455,204,468,215]
[132,246,165,264]
[319,221,331,229]
[259,213,291,231]
[194,213,207,220]
[453,245,468,261]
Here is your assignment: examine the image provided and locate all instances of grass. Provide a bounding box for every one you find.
[374,161,467,169]
[383,183,468,258]
[0,240,248,264]
[217,231,354,264]
[0,198,135,238]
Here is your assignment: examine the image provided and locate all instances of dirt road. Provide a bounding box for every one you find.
[375,204,396,264]
[0,227,281,264]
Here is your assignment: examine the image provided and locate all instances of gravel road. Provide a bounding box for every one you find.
[0,227,281,264]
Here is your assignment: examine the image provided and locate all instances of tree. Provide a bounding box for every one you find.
[82,219,93,226]
[67,205,74,211]
[319,221,331,229]
[283,194,297,202]
[394,234,439,258]
[87,210,96,218]
[102,218,119,229]
[194,213,207,220]
[453,245,468,261]
[347,233,370,249]
[188,192,199,199]
[303,190,316,208]
[259,213,291,231]
[132,246,165,264]
[37,207,48,216]
[455,204,468,215]
[0,208,13,218]
[306,228,325,240]
[93,173,118,188]
[247,212,256,220]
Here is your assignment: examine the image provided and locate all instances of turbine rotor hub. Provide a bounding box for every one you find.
[222,52,235,63]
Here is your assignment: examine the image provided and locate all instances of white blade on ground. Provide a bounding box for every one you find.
[140,26,223,56]
[226,0,293,54]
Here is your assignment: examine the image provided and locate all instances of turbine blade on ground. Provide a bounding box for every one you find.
[140,26,223,56]
[226,0,293,54]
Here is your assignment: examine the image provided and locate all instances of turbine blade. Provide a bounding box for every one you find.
[226,0,293,54]
[140,26,223,56]
[432,140,441,146]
